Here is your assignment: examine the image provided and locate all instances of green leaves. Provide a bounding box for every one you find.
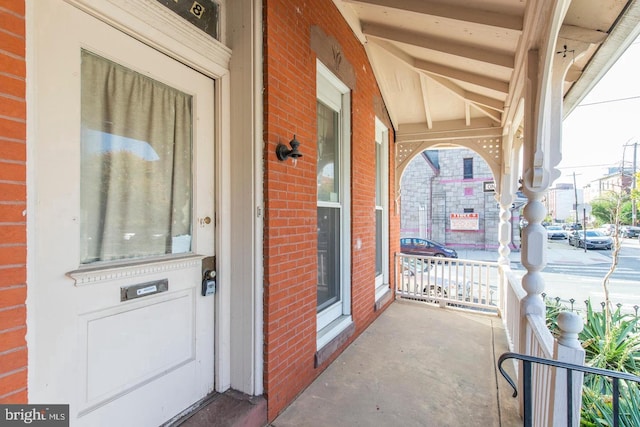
[590,194,633,226]
[544,297,640,425]
[580,381,640,427]
[582,300,640,375]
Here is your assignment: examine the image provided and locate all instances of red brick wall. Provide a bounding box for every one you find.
[263,0,397,420]
[0,0,27,404]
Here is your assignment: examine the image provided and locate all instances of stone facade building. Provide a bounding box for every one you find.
[401,148,502,250]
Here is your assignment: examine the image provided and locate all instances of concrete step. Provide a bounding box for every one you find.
[169,390,267,427]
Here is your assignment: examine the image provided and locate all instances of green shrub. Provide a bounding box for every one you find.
[543,298,640,424]
[544,296,565,337]
[580,381,640,427]
[581,300,640,378]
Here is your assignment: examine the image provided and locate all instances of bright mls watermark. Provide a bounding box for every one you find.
[0,405,69,426]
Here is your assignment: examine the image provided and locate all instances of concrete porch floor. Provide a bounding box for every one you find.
[270,300,521,427]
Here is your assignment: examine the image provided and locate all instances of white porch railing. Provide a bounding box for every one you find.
[395,253,500,313]
[396,254,586,425]
[500,266,526,352]
[500,264,585,427]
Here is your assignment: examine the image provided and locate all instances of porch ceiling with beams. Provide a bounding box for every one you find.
[333,0,640,182]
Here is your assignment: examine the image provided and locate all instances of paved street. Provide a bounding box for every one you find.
[456,237,640,314]
[513,238,640,314]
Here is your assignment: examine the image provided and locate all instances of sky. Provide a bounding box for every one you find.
[558,35,640,188]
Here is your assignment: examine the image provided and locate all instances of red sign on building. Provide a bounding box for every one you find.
[450,213,479,230]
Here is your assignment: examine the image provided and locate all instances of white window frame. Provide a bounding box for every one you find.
[374,117,389,300]
[316,60,352,348]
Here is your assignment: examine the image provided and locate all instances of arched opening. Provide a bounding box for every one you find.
[400,146,502,251]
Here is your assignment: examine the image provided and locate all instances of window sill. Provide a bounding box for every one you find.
[315,315,354,368]
[374,286,392,311]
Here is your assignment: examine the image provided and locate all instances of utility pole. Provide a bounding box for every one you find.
[573,172,579,225]
[633,142,637,225]
[623,141,638,225]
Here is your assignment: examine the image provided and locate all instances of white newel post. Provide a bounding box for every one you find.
[498,201,514,267]
[497,199,513,317]
[552,312,585,427]
[546,38,590,425]
[519,187,547,322]
[496,162,517,266]
[518,46,556,419]
[516,2,592,422]
[519,24,588,348]
[497,134,518,270]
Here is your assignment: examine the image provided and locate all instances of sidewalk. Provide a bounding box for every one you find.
[456,242,611,266]
[542,244,611,265]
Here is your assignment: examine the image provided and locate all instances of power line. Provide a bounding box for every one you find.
[557,163,619,170]
[577,95,640,107]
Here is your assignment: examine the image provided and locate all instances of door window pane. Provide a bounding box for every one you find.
[80,50,193,264]
[317,207,340,310]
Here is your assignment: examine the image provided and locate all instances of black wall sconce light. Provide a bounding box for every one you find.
[276,135,303,161]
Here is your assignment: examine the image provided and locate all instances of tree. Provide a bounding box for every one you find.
[631,172,640,224]
[591,196,633,225]
[546,186,639,425]
[591,191,628,330]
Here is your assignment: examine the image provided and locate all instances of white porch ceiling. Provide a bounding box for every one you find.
[333,0,640,145]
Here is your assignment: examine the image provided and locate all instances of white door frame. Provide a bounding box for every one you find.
[25,0,236,396]
[226,0,265,395]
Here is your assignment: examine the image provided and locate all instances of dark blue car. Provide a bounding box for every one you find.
[400,237,458,258]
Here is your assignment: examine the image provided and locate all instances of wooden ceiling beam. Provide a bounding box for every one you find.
[415,59,509,94]
[347,0,523,31]
[363,23,514,69]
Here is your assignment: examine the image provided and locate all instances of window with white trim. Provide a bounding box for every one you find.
[316,61,351,345]
[374,118,389,299]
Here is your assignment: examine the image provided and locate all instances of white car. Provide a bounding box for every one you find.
[546,225,567,240]
[599,224,615,236]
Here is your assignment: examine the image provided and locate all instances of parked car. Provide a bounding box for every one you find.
[546,225,567,240]
[568,230,612,250]
[400,237,458,258]
[400,258,432,277]
[619,226,640,238]
[563,223,582,231]
[599,224,615,236]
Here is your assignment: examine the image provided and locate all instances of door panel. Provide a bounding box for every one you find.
[83,291,194,403]
[31,2,215,425]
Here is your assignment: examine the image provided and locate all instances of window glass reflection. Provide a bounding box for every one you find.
[317,101,339,202]
[80,50,193,264]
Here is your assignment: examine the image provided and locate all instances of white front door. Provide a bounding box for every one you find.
[30,2,216,425]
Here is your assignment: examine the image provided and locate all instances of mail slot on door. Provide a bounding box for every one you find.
[120,279,168,302]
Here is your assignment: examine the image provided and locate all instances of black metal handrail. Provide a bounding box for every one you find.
[498,352,640,427]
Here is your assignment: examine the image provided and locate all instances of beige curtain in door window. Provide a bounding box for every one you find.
[80,50,192,264]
